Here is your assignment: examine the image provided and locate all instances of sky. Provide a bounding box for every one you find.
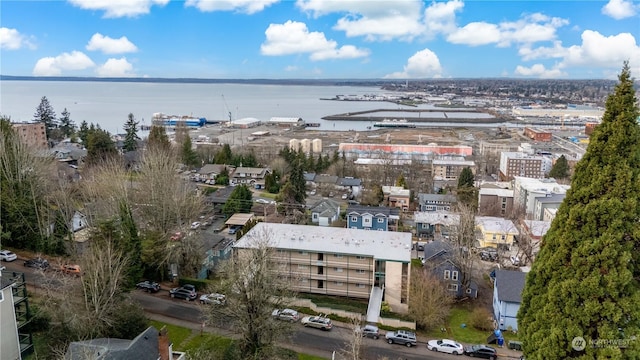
[1,0,639,80]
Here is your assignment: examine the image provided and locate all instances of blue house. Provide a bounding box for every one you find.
[346,205,399,231]
[492,269,526,331]
[199,235,234,279]
[423,241,478,298]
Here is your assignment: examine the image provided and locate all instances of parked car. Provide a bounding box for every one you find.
[200,293,226,305]
[464,344,498,359]
[228,226,241,234]
[510,255,521,266]
[169,284,197,301]
[309,190,316,196]
[0,250,17,262]
[301,315,332,330]
[385,330,417,347]
[341,193,348,200]
[356,324,380,339]
[427,339,464,355]
[479,247,498,262]
[60,264,82,276]
[255,198,270,204]
[272,308,300,322]
[136,280,161,293]
[24,257,49,270]
[190,222,201,230]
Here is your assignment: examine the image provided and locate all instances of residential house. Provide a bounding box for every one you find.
[65,326,186,360]
[335,177,363,197]
[478,188,514,217]
[520,220,551,257]
[313,174,340,195]
[422,241,478,298]
[0,270,33,360]
[414,211,460,240]
[199,235,234,279]
[493,270,526,331]
[417,193,457,212]
[532,193,565,221]
[310,199,341,226]
[205,186,236,211]
[234,223,412,315]
[346,205,400,231]
[50,143,87,167]
[229,167,270,188]
[475,217,519,250]
[304,172,317,188]
[197,164,230,183]
[381,186,411,212]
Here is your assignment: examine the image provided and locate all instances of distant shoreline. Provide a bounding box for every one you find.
[0,75,388,87]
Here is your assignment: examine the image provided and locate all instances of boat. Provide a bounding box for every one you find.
[152,113,206,127]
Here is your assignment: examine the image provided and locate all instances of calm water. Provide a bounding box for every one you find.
[0,80,412,133]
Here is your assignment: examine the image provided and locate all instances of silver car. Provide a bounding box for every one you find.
[272,308,300,322]
[301,315,332,330]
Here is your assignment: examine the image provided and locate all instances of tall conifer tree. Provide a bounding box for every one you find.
[518,62,640,359]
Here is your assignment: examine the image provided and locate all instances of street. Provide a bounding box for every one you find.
[4,259,459,360]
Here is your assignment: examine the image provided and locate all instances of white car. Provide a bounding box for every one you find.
[427,339,464,355]
[255,198,270,204]
[199,293,226,305]
[0,250,17,262]
[190,222,201,230]
[341,194,348,200]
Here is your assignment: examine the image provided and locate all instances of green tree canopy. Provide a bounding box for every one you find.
[180,136,199,168]
[518,62,640,359]
[123,113,140,152]
[457,167,475,188]
[147,125,171,152]
[86,128,118,165]
[223,184,253,218]
[58,108,76,138]
[548,154,570,180]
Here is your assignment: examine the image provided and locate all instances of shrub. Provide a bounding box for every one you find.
[469,307,494,331]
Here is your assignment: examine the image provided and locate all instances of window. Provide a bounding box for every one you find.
[447,284,458,291]
[356,269,366,274]
[466,288,472,294]
[363,217,371,224]
[492,234,497,240]
[299,251,308,255]
[350,216,357,222]
[334,267,344,272]
[452,271,459,281]
[377,218,384,223]
[501,235,506,241]
[444,270,450,280]
[334,254,344,258]
[356,283,366,288]
[355,256,366,260]
[312,214,318,220]
[0,290,3,302]
[298,264,309,270]
[300,278,308,283]
[334,281,344,286]
[422,223,428,229]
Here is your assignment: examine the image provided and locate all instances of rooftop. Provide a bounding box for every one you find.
[225,213,255,226]
[495,270,526,303]
[382,186,411,197]
[234,223,412,262]
[523,220,552,238]
[432,159,476,166]
[414,211,460,226]
[476,216,519,235]
[479,188,514,197]
[346,205,400,219]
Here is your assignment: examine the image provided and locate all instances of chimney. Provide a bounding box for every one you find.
[158,326,170,360]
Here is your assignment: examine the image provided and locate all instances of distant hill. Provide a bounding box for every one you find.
[0,75,389,87]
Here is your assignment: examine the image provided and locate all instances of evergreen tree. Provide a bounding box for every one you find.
[215,167,230,185]
[123,113,140,152]
[396,174,407,188]
[33,96,57,141]
[264,169,281,194]
[147,125,171,152]
[86,128,118,165]
[457,167,477,207]
[518,63,640,359]
[181,136,199,167]
[215,144,233,164]
[119,201,142,289]
[78,120,90,145]
[58,108,76,138]
[222,184,253,218]
[548,154,570,180]
[457,167,475,188]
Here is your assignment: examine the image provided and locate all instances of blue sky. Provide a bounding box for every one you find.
[1,0,639,79]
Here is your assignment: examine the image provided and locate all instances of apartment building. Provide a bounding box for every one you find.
[381,186,411,211]
[499,152,546,181]
[233,223,412,314]
[431,158,476,181]
[417,193,457,212]
[478,188,514,216]
[513,177,569,216]
[12,122,48,149]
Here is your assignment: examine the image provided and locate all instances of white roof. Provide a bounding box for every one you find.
[475,216,519,235]
[234,223,411,262]
[414,211,460,226]
[382,186,411,197]
[479,188,513,197]
[432,159,476,166]
[354,158,413,166]
[233,117,261,125]
[269,117,302,123]
[523,220,551,237]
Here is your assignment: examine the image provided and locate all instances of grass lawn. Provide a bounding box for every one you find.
[427,304,520,345]
[149,320,193,349]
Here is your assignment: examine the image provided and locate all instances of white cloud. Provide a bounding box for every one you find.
[95,57,136,77]
[602,0,637,19]
[33,51,95,76]
[185,0,279,14]
[423,0,464,36]
[297,0,425,41]
[447,13,568,47]
[86,33,138,54]
[518,41,568,61]
[260,21,369,60]
[384,48,442,79]
[514,64,566,78]
[0,27,34,50]
[284,65,298,72]
[67,0,169,18]
[561,30,640,68]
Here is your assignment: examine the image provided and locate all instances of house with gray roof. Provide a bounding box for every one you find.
[197,164,230,183]
[310,199,341,226]
[417,193,457,212]
[65,326,185,360]
[230,167,271,188]
[414,211,460,240]
[336,177,363,197]
[422,241,478,298]
[492,269,527,331]
[346,205,399,231]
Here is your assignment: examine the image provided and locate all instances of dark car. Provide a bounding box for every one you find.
[356,324,380,339]
[24,257,49,270]
[479,248,498,262]
[136,280,161,293]
[169,284,197,301]
[464,344,498,359]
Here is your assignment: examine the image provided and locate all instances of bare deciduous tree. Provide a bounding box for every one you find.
[448,202,477,296]
[408,270,453,331]
[335,316,366,360]
[204,227,296,359]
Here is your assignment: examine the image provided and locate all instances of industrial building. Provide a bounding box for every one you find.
[229,117,261,129]
[523,127,552,142]
[268,117,304,127]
